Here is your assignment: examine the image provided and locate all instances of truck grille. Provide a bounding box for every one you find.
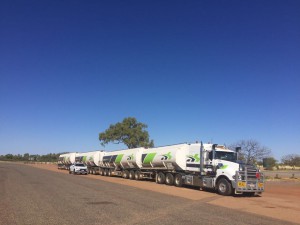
[235,165,264,192]
[242,165,258,180]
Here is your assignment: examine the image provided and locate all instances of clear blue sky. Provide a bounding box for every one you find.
[1,1,299,160]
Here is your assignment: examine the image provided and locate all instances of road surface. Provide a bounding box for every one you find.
[0,162,297,225]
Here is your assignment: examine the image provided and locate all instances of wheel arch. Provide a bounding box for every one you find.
[215,175,233,189]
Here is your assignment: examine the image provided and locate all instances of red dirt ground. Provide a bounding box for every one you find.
[26,163,300,224]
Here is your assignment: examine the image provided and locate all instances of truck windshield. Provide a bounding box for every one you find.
[215,151,236,162]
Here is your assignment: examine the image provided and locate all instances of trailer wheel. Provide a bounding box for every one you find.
[166,173,174,185]
[103,169,108,176]
[157,172,166,184]
[100,168,104,176]
[134,171,141,180]
[217,178,233,196]
[174,174,183,187]
[129,170,135,180]
[108,169,112,177]
[123,170,129,179]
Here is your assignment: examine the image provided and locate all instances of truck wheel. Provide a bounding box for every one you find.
[129,170,135,180]
[92,169,96,175]
[174,174,183,187]
[123,170,129,179]
[103,169,108,176]
[100,168,104,176]
[217,178,233,196]
[108,169,112,177]
[135,171,141,180]
[157,172,166,184]
[166,173,174,185]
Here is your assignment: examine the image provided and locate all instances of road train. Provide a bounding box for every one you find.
[58,142,264,196]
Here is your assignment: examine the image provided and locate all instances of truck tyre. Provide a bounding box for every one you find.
[108,169,112,177]
[217,178,233,196]
[166,173,174,185]
[100,168,104,176]
[104,169,108,176]
[157,172,166,184]
[174,174,183,187]
[92,169,96,175]
[134,171,141,180]
[129,170,135,180]
[123,170,129,179]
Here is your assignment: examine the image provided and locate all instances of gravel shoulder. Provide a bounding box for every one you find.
[20,163,300,224]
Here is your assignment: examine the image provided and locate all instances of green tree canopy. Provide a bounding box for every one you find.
[263,157,277,170]
[99,117,154,149]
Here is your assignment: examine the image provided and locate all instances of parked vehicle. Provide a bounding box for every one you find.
[69,163,88,175]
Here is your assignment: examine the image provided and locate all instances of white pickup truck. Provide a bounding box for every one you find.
[69,163,88,175]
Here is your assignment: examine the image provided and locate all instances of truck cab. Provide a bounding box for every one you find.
[200,144,264,196]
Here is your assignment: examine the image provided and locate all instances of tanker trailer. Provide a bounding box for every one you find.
[58,153,68,169]
[58,152,77,170]
[99,147,144,179]
[75,151,105,174]
[135,143,191,184]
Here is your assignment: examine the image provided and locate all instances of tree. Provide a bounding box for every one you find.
[99,117,154,149]
[281,154,300,167]
[263,157,277,170]
[23,153,30,161]
[229,139,272,164]
[5,154,13,160]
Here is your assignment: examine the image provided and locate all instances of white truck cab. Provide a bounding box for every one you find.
[199,144,264,196]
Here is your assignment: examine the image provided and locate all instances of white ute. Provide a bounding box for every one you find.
[69,163,88,175]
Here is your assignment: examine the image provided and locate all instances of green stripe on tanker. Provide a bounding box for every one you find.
[115,154,124,163]
[143,153,157,164]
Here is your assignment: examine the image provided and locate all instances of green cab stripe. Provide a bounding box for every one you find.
[220,165,228,169]
[115,154,124,163]
[143,153,156,164]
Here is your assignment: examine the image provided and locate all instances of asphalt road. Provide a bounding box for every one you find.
[0,163,297,225]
